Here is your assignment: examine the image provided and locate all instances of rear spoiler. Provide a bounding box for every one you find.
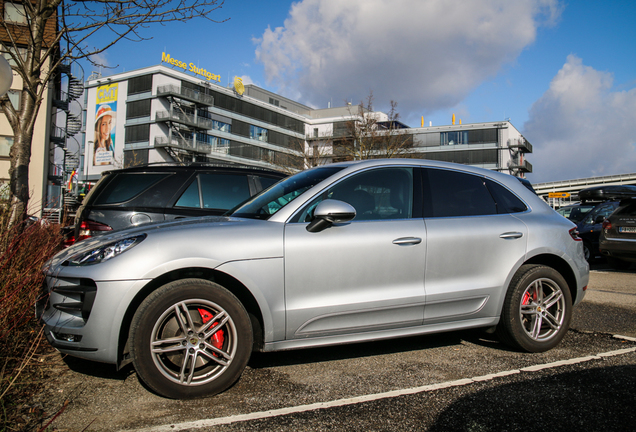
[579,185,636,202]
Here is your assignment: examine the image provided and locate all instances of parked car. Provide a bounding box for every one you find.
[69,164,286,244]
[575,186,636,261]
[599,187,636,269]
[556,202,597,223]
[38,159,589,399]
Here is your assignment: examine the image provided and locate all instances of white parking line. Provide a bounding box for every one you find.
[124,344,636,432]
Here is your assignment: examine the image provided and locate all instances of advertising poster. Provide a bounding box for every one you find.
[93,83,118,167]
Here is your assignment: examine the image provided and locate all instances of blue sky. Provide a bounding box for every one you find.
[86,0,636,183]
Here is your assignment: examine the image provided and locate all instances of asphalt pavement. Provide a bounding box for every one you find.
[38,262,636,432]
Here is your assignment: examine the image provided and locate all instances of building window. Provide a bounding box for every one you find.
[440,131,468,146]
[126,99,151,119]
[6,90,20,110]
[250,125,268,142]
[313,128,318,138]
[0,136,14,157]
[212,120,230,133]
[1,45,26,67]
[269,97,280,107]
[127,74,153,95]
[125,124,150,143]
[4,3,27,24]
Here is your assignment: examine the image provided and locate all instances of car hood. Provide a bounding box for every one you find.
[45,216,285,280]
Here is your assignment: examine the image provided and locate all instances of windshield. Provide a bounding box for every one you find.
[231,166,345,219]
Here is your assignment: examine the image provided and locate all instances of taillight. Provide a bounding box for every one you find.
[602,220,612,230]
[569,227,582,241]
[77,220,113,242]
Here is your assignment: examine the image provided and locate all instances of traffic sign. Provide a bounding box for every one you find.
[548,192,570,198]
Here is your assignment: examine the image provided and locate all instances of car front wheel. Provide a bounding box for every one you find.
[130,279,253,399]
[496,265,572,353]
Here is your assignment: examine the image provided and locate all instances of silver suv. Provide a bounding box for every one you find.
[38,159,589,399]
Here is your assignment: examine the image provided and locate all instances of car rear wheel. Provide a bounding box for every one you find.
[130,279,252,399]
[496,265,572,352]
[583,242,592,262]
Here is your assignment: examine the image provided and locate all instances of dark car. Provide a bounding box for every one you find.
[71,164,286,244]
[556,203,597,223]
[577,201,619,261]
[599,188,636,269]
[575,185,636,262]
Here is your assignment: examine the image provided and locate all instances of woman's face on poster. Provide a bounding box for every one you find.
[99,115,112,141]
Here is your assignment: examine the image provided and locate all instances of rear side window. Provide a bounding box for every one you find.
[485,180,527,213]
[94,173,170,204]
[175,173,251,210]
[615,201,636,216]
[424,169,496,217]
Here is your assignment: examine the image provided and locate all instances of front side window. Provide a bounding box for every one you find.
[424,169,497,217]
[295,167,414,223]
[232,167,344,219]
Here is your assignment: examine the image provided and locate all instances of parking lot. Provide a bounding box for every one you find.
[39,263,636,432]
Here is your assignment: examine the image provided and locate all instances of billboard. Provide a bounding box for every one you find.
[92,84,118,167]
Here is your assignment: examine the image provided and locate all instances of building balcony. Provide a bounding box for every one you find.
[156,85,214,106]
[154,136,212,154]
[155,111,215,130]
[509,160,533,173]
[508,138,533,153]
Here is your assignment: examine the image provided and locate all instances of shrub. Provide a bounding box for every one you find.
[0,201,64,429]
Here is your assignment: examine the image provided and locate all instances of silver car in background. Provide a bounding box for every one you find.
[38,159,589,399]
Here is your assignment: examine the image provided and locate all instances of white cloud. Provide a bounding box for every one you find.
[524,55,636,183]
[89,52,110,69]
[255,0,560,112]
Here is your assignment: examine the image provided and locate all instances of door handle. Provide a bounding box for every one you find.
[499,232,523,239]
[393,237,422,245]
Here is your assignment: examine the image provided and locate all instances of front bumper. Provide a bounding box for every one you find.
[36,274,150,364]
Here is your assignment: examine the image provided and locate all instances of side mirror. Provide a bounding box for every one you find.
[594,215,606,224]
[306,199,356,233]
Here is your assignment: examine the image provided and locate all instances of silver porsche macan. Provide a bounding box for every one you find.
[37,159,589,399]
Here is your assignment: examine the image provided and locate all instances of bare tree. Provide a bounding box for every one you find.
[0,0,227,223]
[336,91,413,161]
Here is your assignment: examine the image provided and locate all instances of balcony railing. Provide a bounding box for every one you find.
[508,138,533,153]
[155,111,215,130]
[509,160,533,173]
[154,136,214,154]
[156,84,214,106]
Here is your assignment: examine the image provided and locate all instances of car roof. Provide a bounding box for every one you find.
[100,163,287,177]
[322,158,530,187]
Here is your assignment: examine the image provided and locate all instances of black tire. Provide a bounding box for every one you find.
[606,257,632,271]
[496,265,572,353]
[583,242,592,262]
[130,279,252,399]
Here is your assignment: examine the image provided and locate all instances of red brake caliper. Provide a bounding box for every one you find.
[522,292,531,305]
[197,308,225,353]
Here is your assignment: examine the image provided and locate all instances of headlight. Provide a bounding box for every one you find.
[65,234,146,266]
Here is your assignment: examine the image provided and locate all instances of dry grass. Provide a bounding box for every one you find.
[0,201,64,431]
